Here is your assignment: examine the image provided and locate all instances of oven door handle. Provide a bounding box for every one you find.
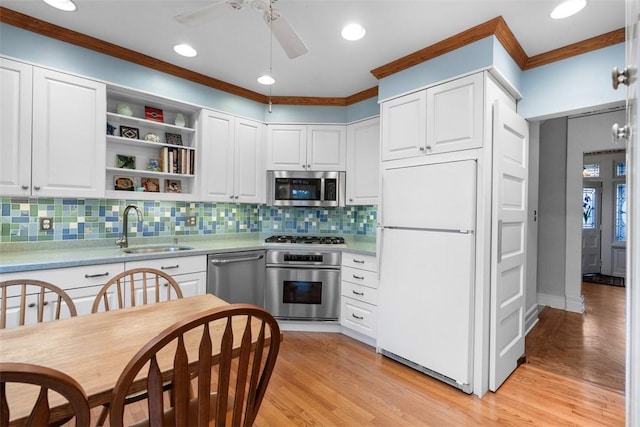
[210,254,264,265]
[266,264,340,270]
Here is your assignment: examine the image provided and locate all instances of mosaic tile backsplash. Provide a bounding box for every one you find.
[0,197,377,243]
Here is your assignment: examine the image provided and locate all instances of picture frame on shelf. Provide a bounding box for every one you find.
[120,125,139,139]
[145,106,164,122]
[116,154,136,169]
[107,123,116,135]
[165,132,183,146]
[165,179,182,193]
[147,158,161,172]
[141,177,160,192]
[114,176,134,191]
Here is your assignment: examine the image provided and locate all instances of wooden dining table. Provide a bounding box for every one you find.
[0,294,255,425]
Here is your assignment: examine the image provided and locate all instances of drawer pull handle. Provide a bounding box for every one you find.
[352,313,364,320]
[161,265,179,270]
[353,275,364,280]
[353,259,365,264]
[352,290,364,296]
[85,272,109,278]
[28,302,48,308]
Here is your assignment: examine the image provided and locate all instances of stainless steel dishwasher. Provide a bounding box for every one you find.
[207,250,265,306]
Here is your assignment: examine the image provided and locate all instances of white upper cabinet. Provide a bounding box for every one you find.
[381,90,426,161]
[306,125,347,170]
[32,67,106,198]
[1,59,106,198]
[0,58,32,196]
[346,117,380,205]
[381,73,484,162]
[200,110,264,203]
[266,124,346,171]
[426,73,483,154]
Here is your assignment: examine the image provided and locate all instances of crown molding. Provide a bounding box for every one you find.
[524,28,625,69]
[0,7,624,106]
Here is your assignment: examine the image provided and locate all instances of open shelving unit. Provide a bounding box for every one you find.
[105,86,199,201]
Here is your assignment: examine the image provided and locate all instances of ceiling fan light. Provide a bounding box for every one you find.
[42,0,77,11]
[257,74,275,85]
[173,44,198,57]
[550,0,587,19]
[341,23,366,41]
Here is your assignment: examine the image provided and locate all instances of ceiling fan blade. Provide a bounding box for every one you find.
[265,9,309,59]
[175,1,237,27]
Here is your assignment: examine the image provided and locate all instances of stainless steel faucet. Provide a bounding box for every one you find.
[115,204,143,248]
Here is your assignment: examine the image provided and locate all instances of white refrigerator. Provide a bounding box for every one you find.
[377,159,476,393]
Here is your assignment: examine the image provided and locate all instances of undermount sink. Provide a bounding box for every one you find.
[122,245,193,254]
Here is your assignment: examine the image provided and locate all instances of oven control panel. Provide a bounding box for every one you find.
[284,254,324,263]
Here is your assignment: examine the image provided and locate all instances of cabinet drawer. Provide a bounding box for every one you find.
[0,263,125,292]
[341,297,377,338]
[341,266,378,288]
[342,252,377,272]
[341,281,378,305]
[125,255,207,276]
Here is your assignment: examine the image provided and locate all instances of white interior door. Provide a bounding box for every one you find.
[582,182,602,274]
[489,101,529,391]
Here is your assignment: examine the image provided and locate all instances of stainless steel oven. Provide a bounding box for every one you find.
[265,248,341,321]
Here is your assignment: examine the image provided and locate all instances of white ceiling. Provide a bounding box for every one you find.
[1,0,626,98]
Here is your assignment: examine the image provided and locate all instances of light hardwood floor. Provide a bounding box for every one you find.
[525,281,626,392]
[93,284,626,426]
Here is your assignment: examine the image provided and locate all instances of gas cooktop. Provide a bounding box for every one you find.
[264,235,345,245]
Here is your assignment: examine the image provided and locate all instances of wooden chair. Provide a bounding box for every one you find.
[0,362,91,427]
[108,304,281,427]
[0,279,78,329]
[91,267,183,313]
[91,267,184,426]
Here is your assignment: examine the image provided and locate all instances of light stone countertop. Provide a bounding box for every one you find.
[0,233,377,273]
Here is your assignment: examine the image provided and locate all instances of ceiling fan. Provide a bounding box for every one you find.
[174,0,309,59]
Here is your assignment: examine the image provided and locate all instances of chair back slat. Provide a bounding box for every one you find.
[0,362,90,427]
[109,304,281,427]
[197,323,213,425]
[0,280,77,329]
[147,357,165,427]
[91,268,183,313]
[231,317,253,426]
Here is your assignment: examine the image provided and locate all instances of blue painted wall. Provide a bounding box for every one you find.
[0,21,625,122]
[377,37,495,101]
[518,43,625,119]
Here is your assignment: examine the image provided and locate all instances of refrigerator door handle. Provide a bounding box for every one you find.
[497,220,503,263]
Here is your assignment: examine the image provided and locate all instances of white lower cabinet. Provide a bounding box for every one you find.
[0,255,207,327]
[124,255,207,297]
[0,263,125,324]
[340,252,378,341]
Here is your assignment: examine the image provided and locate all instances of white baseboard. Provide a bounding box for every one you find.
[537,292,566,310]
[524,304,540,335]
[536,292,585,313]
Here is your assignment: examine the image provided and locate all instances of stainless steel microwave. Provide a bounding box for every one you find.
[267,171,346,207]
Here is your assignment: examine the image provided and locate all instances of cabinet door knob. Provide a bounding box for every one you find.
[229,195,234,199]
[419,146,425,151]
[33,186,41,191]
[21,185,29,190]
[612,123,630,144]
[612,66,630,90]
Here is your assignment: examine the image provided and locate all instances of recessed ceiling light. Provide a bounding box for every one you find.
[257,75,275,85]
[42,0,77,11]
[341,23,366,41]
[550,0,587,19]
[173,44,197,57]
